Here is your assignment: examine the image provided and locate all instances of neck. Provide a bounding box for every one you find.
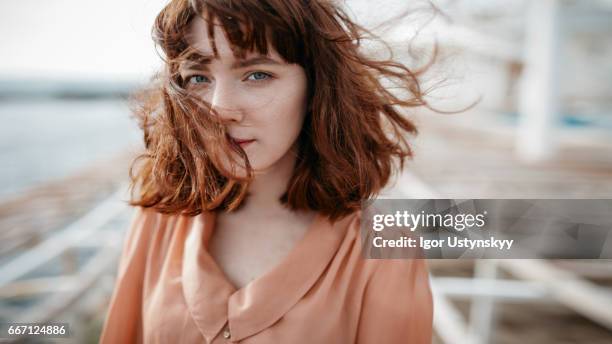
[240,149,297,216]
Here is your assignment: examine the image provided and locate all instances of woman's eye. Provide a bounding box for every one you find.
[246,72,271,82]
[187,75,210,84]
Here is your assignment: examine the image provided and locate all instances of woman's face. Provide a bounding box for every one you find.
[181,16,308,174]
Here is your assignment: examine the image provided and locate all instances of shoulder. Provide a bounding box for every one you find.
[341,210,433,316]
[119,207,191,269]
[366,259,432,301]
[124,206,194,243]
[336,210,363,232]
[332,209,431,293]
[122,207,165,252]
[340,208,433,342]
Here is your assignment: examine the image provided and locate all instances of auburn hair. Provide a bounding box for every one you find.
[129,0,432,221]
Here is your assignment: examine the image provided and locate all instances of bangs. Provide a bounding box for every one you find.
[181,0,307,64]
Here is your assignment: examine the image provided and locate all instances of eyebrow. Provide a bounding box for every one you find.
[180,54,282,71]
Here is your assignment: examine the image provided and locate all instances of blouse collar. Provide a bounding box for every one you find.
[181,210,356,342]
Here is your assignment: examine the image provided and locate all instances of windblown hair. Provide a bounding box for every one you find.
[129,0,432,221]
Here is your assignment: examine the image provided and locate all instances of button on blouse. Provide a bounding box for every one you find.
[100,207,433,343]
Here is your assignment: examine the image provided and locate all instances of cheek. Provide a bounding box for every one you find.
[270,94,307,141]
[248,96,307,168]
[257,104,304,153]
[268,119,302,150]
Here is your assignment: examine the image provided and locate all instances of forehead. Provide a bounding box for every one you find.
[184,15,283,63]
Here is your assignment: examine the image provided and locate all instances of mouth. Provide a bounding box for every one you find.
[228,136,255,147]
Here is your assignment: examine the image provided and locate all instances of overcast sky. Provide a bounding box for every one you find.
[0,0,167,83]
[0,0,585,85]
[0,0,445,83]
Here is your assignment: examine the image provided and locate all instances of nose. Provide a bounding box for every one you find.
[210,81,243,123]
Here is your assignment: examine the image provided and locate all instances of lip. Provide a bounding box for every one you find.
[229,136,255,146]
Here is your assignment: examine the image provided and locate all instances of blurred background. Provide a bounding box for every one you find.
[0,0,611,343]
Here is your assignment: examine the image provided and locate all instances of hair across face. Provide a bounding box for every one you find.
[129,0,428,220]
[180,16,309,177]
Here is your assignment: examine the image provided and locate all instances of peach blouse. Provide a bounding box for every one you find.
[100,207,433,343]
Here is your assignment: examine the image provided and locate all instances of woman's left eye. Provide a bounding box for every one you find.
[246,71,272,82]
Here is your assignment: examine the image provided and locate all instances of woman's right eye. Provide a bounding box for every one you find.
[187,75,210,85]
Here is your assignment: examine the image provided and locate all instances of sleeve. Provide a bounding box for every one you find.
[99,207,157,344]
[357,259,434,344]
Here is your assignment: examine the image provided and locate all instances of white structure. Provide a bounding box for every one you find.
[516,0,561,162]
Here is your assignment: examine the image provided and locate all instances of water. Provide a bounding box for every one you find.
[0,98,141,199]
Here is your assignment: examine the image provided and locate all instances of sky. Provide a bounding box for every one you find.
[0,0,168,83]
[0,0,456,84]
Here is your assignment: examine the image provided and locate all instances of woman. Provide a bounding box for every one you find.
[100,0,433,343]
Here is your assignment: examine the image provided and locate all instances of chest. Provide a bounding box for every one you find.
[208,216,311,289]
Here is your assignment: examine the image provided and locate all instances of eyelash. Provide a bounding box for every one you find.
[185,71,274,87]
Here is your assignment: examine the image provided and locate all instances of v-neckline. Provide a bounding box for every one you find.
[181,210,356,342]
[202,210,323,292]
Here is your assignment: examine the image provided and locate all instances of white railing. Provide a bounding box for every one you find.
[0,185,131,327]
[383,169,612,344]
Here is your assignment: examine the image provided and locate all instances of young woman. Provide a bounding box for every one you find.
[100,0,433,343]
